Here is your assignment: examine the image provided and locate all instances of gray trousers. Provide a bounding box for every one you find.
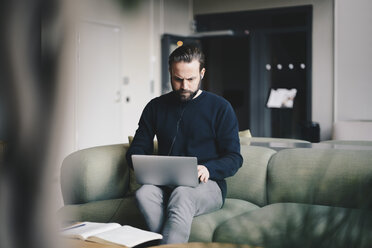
[135,180,223,244]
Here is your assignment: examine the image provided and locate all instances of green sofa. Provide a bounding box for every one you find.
[58,143,372,247]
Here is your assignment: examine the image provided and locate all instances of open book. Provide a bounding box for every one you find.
[61,222,162,247]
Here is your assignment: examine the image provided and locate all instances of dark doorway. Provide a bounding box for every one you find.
[202,36,251,131]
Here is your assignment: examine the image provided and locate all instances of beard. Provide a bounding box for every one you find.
[172,79,202,102]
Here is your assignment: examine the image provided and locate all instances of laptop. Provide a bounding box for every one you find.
[131,154,199,187]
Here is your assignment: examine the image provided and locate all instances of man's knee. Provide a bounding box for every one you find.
[135,185,162,201]
[167,186,195,214]
[169,186,193,201]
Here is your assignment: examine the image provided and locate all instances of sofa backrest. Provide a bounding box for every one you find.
[240,137,310,145]
[267,148,372,208]
[226,145,276,207]
[321,140,372,147]
[61,144,130,205]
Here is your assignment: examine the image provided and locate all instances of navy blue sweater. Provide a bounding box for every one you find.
[126,91,243,201]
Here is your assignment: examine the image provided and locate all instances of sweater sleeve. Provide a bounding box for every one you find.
[204,102,243,180]
[125,101,156,169]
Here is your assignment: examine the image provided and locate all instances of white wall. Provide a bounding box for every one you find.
[193,0,334,140]
[163,0,193,35]
[335,0,372,121]
[59,0,192,148]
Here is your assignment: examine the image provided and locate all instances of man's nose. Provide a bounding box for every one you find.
[180,80,189,90]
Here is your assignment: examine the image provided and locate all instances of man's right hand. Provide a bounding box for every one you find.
[197,165,209,183]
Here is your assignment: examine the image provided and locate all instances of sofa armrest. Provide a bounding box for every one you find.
[61,143,130,205]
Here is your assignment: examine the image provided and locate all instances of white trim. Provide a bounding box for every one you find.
[190,30,235,37]
[160,0,164,34]
[333,0,338,124]
[74,27,79,151]
[149,0,155,95]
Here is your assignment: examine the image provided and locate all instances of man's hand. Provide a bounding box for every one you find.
[197,165,210,183]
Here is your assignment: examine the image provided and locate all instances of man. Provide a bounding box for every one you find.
[126,45,242,244]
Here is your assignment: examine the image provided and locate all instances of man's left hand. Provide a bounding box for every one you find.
[197,165,209,183]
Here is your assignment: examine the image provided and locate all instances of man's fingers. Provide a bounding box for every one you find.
[198,171,204,181]
[199,172,209,183]
[200,173,205,182]
[202,175,208,183]
[197,165,209,183]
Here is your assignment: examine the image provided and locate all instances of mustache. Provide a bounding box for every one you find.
[175,89,194,94]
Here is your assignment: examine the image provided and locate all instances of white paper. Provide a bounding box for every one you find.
[61,222,162,247]
[88,225,163,247]
[266,88,297,108]
[61,222,121,240]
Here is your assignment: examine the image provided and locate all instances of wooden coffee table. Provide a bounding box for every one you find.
[64,239,257,248]
[63,238,126,248]
[149,243,257,248]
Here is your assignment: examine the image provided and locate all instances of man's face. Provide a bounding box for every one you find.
[170,60,205,102]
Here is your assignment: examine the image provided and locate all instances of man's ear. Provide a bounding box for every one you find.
[200,68,206,79]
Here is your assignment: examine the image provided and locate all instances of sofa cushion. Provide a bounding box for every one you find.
[214,203,372,247]
[267,148,372,208]
[57,197,147,229]
[189,198,259,242]
[239,129,252,138]
[61,144,130,205]
[226,145,276,207]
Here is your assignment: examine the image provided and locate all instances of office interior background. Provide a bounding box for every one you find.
[44,0,372,209]
[0,0,371,242]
